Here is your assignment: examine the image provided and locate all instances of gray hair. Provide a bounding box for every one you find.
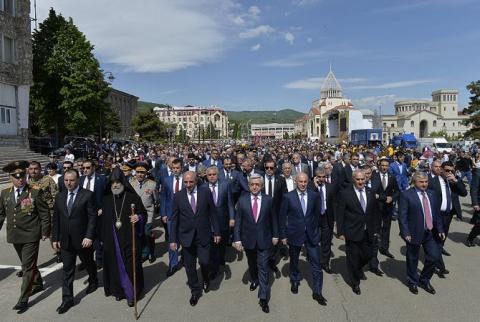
[206,166,219,174]
[352,169,365,179]
[315,167,326,176]
[282,161,292,169]
[248,173,264,185]
[412,171,428,182]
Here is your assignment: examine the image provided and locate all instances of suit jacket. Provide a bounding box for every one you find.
[471,170,480,206]
[291,162,309,176]
[170,186,220,247]
[389,162,409,191]
[203,158,224,170]
[201,181,235,231]
[234,193,278,250]
[308,181,337,229]
[371,172,400,213]
[279,190,321,246]
[79,173,107,209]
[0,184,50,244]
[261,174,287,215]
[160,174,184,218]
[428,175,467,217]
[218,168,239,183]
[305,160,318,179]
[336,185,380,242]
[234,170,264,195]
[148,157,163,179]
[398,188,444,245]
[331,162,346,186]
[52,187,96,250]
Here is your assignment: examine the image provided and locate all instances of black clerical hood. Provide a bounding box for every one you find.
[107,167,135,194]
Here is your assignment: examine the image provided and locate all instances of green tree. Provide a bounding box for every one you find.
[131,108,167,142]
[463,80,480,139]
[283,132,290,139]
[205,122,218,139]
[30,9,118,143]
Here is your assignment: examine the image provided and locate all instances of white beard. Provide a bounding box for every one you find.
[111,185,125,195]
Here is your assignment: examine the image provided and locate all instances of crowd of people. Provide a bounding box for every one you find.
[1,139,479,314]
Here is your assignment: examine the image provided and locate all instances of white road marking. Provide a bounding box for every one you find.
[0,263,63,276]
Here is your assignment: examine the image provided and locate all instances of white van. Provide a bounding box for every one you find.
[432,137,452,153]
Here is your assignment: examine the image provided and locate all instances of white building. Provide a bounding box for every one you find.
[382,89,470,142]
[300,67,373,142]
[153,105,229,139]
[251,123,295,139]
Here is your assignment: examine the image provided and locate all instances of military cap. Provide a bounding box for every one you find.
[121,164,132,171]
[135,162,150,172]
[2,160,29,179]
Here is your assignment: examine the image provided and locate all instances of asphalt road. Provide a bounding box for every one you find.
[0,195,479,322]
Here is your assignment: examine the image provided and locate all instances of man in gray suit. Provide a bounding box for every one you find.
[291,153,308,176]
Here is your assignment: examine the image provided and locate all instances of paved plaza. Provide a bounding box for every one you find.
[0,195,479,322]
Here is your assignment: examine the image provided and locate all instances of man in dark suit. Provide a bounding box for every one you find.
[336,169,380,295]
[234,173,278,313]
[389,151,409,191]
[291,153,308,176]
[160,158,184,277]
[58,161,74,193]
[234,159,264,196]
[261,159,288,274]
[331,154,348,186]
[218,157,239,184]
[203,166,235,278]
[309,167,337,273]
[79,159,107,268]
[203,148,223,170]
[280,173,326,305]
[170,171,220,306]
[369,158,400,274]
[399,171,444,295]
[342,153,360,188]
[183,153,199,173]
[428,160,467,277]
[467,169,480,246]
[52,169,98,314]
[306,152,318,180]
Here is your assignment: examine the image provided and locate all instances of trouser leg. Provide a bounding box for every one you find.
[245,249,259,283]
[420,232,441,284]
[257,249,270,300]
[345,240,362,286]
[78,247,97,284]
[288,245,301,283]
[14,242,42,303]
[60,248,77,303]
[306,243,323,295]
[406,242,420,286]
[183,245,201,296]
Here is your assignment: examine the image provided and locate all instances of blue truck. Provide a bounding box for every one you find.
[350,129,383,146]
[390,133,418,149]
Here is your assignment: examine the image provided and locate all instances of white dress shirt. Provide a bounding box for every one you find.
[66,185,80,206]
[439,177,449,212]
[173,175,183,194]
[83,173,96,192]
[354,187,367,209]
[285,176,295,192]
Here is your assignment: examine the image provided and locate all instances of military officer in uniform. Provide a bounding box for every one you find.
[131,162,159,263]
[0,161,50,313]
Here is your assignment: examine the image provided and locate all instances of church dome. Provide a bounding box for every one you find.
[321,68,343,99]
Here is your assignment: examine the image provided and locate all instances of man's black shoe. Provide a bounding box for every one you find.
[352,285,361,295]
[30,285,44,296]
[166,264,181,277]
[465,239,475,247]
[441,248,451,256]
[250,281,259,291]
[313,293,327,305]
[203,281,210,293]
[13,301,28,311]
[419,282,436,294]
[380,249,395,259]
[408,285,418,295]
[322,265,333,274]
[149,255,157,264]
[16,271,23,277]
[369,268,384,276]
[189,294,200,306]
[291,282,299,294]
[86,282,98,294]
[259,299,269,313]
[57,301,74,314]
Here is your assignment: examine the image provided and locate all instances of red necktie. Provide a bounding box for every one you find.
[422,192,433,230]
[174,177,179,193]
[252,196,258,222]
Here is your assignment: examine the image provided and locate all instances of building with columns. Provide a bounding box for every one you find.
[381,89,470,142]
[153,105,229,139]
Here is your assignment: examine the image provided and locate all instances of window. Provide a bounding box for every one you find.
[2,35,15,63]
[410,121,414,127]
[383,122,387,128]
[391,124,394,128]
[452,122,455,127]
[6,109,10,123]
[0,108,5,123]
[443,122,446,127]
[433,120,437,127]
[1,0,15,16]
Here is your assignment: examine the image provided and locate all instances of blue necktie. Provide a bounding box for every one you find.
[445,179,452,212]
[319,185,325,215]
[300,193,306,215]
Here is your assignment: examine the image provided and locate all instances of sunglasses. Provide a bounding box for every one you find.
[444,169,454,173]
[264,166,275,169]
[63,167,72,170]
[83,166,91,169]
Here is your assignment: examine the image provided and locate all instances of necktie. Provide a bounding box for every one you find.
[268,176,273,197]
[86,176,92,191]
[422,191,433,230]
[296,165,300,173]
[211,184,217,206]
[139,181,143,189]
[226,171,230,180]
[358,189,366,213]
[252,196,258,222]
[15,188,21,203]
[300,192,306,215]
[175,177,179,193]
[190,191,196,213]
[319,185,325,215]
[67,192,75,215]
[445,179,452,212]
[382,173,387,190]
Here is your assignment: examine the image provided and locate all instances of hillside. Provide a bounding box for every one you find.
[137,101,305,123]
[226,109,304,124]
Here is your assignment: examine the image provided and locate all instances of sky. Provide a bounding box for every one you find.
[33,0,480,114]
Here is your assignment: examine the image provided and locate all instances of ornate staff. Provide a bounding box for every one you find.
[131,203,138,320]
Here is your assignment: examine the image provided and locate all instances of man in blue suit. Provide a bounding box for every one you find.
[170,171,220,306]
[160,158,184,277]
[203,166,235,278]
[203,148,223,170]
[398,171,445,295]
[389,151,409,191]
[79,159,107,268]
[234,173,278,314]
[280,172,326,306]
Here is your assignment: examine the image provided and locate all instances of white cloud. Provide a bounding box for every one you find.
[284,32,295,45]
[250,44,261,51]
[230,15,246,26]
[292,0,322,6]
[307,37,313,43]
[352,95,403,113]
[34,0,248,73]
[349,79,437,90]
[239,25,275,39]
[284,77,368,89]
[248,5,261,17]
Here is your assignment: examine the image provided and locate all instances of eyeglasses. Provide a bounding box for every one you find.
[264,166,275,169]
[444,169,454,173]
[63,167,72,170]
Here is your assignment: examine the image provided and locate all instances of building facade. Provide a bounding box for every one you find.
[105,88,138,138]
[153,105,229,139]
[251,123,295,139]
[381,89,470,142]
[0,0,31,146]
[298,68,373,143]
